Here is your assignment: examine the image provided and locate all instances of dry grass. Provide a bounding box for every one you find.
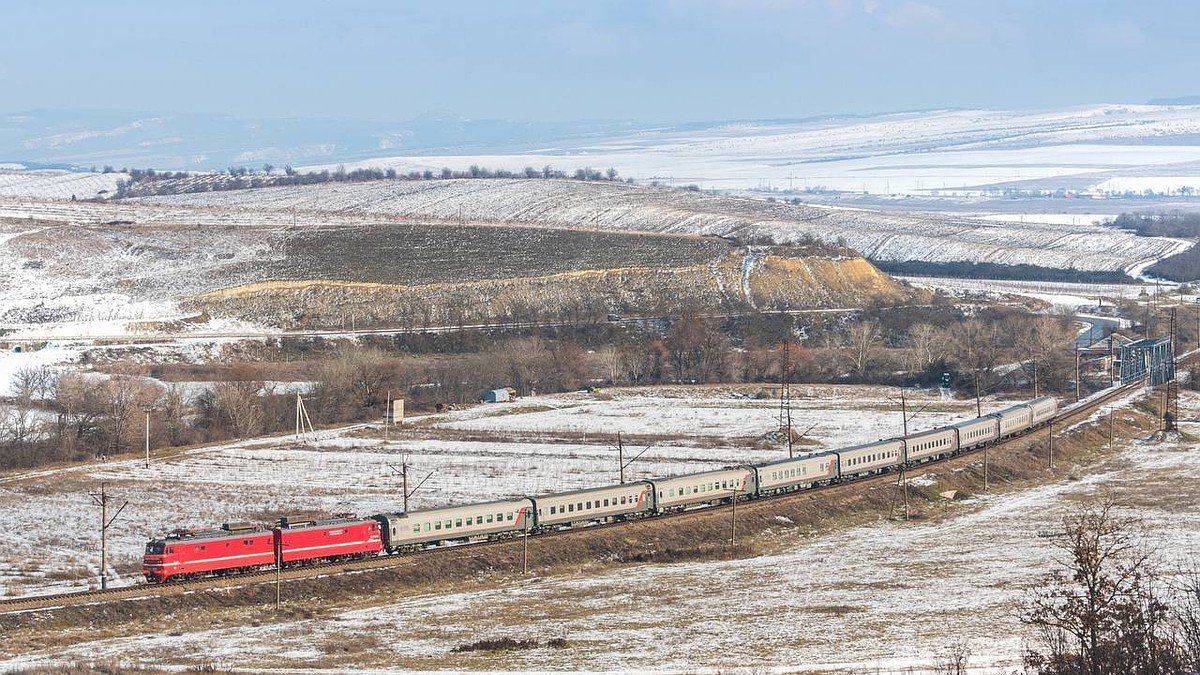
[0,397,1173,668]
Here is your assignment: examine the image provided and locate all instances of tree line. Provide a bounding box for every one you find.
[110,163,626,199]
[1104,211,1200,282]
[0,308,1090,471]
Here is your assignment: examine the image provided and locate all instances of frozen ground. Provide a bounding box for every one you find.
[1,388,1195,674]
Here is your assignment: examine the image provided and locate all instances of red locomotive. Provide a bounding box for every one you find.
[142,523,275,583]
[275,515,382,565]
[143,515,382,583]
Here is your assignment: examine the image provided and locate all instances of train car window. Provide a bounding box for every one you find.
[507,512,514,521]
[456,519,463,528]
[435,521,442,530]
[586,501,592,509]
[568,504,574,512]
[412,525,420,533]
[424,523,431,532]
[496,513,503,521]
[549,507,556,515]
[488,514,495,522]
[445,519,452,529]
[603,498,610,507]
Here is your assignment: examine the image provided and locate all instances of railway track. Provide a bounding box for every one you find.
[0,378,1166,615]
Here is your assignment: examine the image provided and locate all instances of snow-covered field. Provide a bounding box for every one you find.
[0,170,127,200]
[2,387,1196,674]
[0,104,1195,317]
[127,179,1190,275]
[293,104,1200,196]
[0,385,983,599]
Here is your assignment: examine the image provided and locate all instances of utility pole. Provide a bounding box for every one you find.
[294,394,314,444]
[1047,419,1054,468]
[1033,361,1038,397]
[973,372,982,417]
[894,393,910,521]
[617,432,624,484]
[274,531,282,611]
[389,462,433,513]
[1075,347,1081,403]
[1167,308,1179,431]
[614,433,650,485]
[983,442,989,492]
[522,512,530,575]
[730,489,737,547]
[780,340,794,458]
[1108,338,1115,387]
[1108,407,1114,448]
[89,482,127,590]
[142,405,153,469]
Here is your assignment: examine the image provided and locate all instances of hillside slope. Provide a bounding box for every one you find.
[0,210,905,332]
[184,251,906,330]
[135,178,1189,274]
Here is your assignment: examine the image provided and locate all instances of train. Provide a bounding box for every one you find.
[142,395,1057,582]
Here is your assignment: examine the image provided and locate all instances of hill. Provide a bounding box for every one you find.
[0,202,906,333]
[135,178,1187,274]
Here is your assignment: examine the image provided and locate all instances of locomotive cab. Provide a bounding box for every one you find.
[141,538,170,582]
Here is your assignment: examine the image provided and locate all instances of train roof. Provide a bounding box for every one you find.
[375,496,533,519]
[758,451,837,467]
[158,523,272,541]
[529,482,650,500]
[834,438,905,453]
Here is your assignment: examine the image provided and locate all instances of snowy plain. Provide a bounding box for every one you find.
[296,104,1200,196]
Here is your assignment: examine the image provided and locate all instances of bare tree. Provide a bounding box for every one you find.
[312,347,391,420]
[905,323,947,374]
[1176,565,1200,671]
[844,319,883,380]
[1023,496,1183,675]
[934,639,971,675]
[594,346,623,385]
[97,375,161,456]
[212,381,266,439]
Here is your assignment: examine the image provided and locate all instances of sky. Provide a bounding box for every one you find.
[3,0,1199,123]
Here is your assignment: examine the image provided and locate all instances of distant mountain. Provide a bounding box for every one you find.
[1148,96,1200,105]
[0,109,656,171]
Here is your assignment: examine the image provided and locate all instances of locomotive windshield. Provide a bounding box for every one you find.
[145,541,165,555]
